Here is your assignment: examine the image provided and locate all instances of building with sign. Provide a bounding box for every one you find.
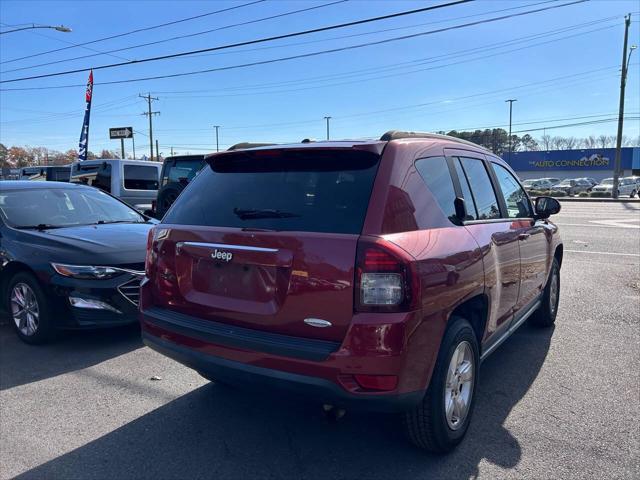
[503,147,640,181]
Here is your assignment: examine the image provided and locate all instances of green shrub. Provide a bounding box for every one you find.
[590,191,611,198]
[578,192,589,197]
[550,190,567,197]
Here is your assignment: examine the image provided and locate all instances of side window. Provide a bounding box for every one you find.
[492,163,532,218]
[458,157,501,220]
[452,158,478,220]
[93,164,112,193]
[415,156,457,224]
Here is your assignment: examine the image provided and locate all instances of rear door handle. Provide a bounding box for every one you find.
[518,233,530,240]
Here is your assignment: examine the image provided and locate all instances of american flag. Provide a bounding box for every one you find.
[78,70,93,161]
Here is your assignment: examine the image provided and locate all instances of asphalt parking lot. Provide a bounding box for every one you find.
[1,201,638,480]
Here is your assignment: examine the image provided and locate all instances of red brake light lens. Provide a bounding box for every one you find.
[363,249,399,270]
[354,240,419,313]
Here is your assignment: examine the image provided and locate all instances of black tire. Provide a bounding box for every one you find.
[404,317,479,453]
[529,258,560,328]
[630,190,637,198]
[156,184,182,218]
[6,271,56,344]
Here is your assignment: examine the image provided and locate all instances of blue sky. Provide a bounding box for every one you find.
[1,0,639,158]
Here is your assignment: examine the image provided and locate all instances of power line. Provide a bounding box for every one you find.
[0,0,589,88]
[2,0,349,74]
[0,0,267,65]
[154,23,619,100]
[185,0,562,62]
[154,71,630,136]
[0,0,478,83]
[0,22,132,62]
[438,112,640,133]
[510,116,640,134]
[152,14,621,95]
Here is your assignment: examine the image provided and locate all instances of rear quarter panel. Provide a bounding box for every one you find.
[362,140,487,391]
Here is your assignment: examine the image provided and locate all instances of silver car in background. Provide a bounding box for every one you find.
[70,159,161,212]
[551,178,592,196]
[521,178,553,192]
[591,177,639,197]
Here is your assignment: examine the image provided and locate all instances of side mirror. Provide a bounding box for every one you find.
[535,196,561,219]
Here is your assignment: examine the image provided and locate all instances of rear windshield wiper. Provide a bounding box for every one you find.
[233,208,300,220]
[15,224,64,230]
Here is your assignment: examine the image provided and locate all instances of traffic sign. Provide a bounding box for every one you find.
[109,127,133,139]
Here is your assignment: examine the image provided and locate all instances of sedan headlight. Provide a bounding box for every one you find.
[51,263,122,280]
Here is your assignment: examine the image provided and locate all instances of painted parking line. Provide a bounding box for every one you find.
[565,249,640,257]
[557,223,640,229]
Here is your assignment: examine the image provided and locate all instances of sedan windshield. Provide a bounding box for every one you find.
[0,187,145,228]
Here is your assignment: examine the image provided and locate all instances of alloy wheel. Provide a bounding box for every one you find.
[445,341,474,430]
[10,283,39,336]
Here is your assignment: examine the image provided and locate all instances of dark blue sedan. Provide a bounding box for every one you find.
[0,181,156,344]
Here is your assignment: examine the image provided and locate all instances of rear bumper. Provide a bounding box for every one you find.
[143,331,423,412]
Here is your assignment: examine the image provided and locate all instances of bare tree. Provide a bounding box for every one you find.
[597,134,617,148]
[583,135,597,148]
[564,137,578,149]
[551,136,566,150]
[620,135,639,147]
[540,134,552,150]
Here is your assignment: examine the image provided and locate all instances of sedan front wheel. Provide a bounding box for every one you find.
[7,272,55,344]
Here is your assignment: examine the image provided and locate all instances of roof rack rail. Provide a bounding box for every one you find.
[226,142,276,151]
[380,130,489,151]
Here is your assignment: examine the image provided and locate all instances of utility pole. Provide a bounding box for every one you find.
[612,14,634,199]
[120,138,125,159]
[140,93,160,160]
[171,146,174,156]
[156,140,160,161]
[132,133,136,159]
[213,125,220,152]
[505,99,517,162]
[324,116,331,140]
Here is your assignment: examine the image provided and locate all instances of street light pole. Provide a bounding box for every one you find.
[505,99,517,161]
[324,116,332,140]
[0,24,71,35]
[612,14,634,199]
[213,125,220,152]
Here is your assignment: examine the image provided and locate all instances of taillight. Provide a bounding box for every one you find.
[354,239,419,313]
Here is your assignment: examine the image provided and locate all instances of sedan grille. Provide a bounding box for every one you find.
[118,277,142,306]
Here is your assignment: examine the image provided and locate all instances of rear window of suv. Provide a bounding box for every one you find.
[163,149,381,234]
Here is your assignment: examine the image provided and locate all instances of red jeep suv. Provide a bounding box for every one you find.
[140,131,562,452]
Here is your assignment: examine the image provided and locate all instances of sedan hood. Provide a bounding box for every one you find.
[14,223,154,266]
